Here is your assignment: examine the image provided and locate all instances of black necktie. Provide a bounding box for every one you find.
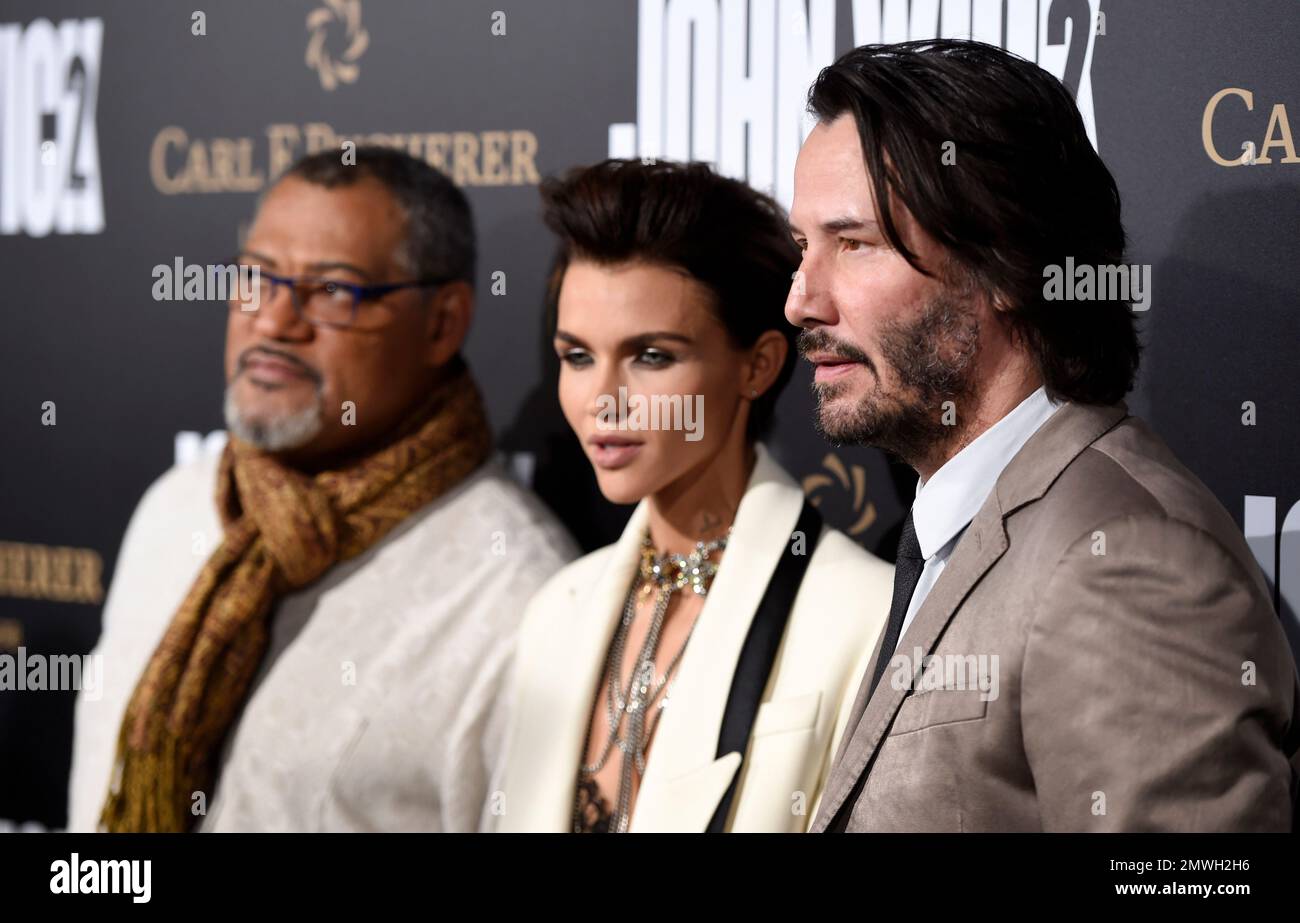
[865,509,925,707]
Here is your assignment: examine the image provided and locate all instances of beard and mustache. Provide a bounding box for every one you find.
[798,281,983,465]
[223,348,326,453]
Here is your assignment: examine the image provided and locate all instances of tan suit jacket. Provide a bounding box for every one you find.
[813,402,1300,832]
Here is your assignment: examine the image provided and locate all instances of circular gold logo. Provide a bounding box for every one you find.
[802,452,878,537]
[305,0,370,91]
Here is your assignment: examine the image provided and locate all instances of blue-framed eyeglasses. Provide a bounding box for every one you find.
[225,260,452,329]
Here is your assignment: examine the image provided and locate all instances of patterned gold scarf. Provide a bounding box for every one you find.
[99,361,492,832]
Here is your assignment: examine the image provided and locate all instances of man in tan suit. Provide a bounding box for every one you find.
[785,40,1300,832]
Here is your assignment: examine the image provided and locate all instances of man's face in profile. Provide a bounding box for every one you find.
[224,175,439,467]
[785,115,985,464]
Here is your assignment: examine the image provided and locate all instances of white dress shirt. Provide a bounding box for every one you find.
[891,386,1063,652]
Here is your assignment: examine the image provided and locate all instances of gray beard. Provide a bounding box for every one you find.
[223,383,324,453]
[811,286,982,465]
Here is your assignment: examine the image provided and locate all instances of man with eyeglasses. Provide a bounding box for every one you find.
[68,147,578,832]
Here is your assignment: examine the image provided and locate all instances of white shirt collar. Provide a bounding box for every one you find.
[911,386,1063,560]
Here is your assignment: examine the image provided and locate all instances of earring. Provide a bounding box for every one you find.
[750,389,758,398]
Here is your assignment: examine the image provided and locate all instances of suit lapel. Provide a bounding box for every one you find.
[810,401,1130,832]
[513,501,648,831]
[631,445,804,831]
[810,498,1010,831]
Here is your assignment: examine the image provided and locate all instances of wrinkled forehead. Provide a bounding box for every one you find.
[245,175,409,276]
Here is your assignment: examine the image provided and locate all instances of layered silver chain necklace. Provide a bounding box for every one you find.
[576,529,729,833]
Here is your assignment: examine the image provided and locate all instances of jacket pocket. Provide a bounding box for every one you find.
[890,688,989,736]
[730,692,824,831]
[751,690,822,737]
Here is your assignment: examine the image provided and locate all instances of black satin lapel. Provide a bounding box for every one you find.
[706,499,823,833]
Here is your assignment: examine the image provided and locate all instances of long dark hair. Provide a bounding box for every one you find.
[809,39,1140,405]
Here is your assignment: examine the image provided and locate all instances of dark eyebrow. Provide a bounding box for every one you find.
[554,330,586,347]
[303,260,373,281]
[624,331,693,349]
[553,330,694,349]
[234,253,374,281]
[822,216,879,234]
[789,217,879,237]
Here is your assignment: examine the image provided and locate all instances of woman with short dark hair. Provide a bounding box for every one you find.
[494,159,892,833]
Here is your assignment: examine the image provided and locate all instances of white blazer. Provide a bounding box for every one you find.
[495,444,892,832]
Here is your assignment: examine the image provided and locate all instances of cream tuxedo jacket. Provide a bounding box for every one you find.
[495,445,893,832]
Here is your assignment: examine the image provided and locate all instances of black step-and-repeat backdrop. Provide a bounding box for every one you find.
[1,0,1297,828]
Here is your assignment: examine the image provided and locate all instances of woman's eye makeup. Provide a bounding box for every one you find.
[554,342,682,368]
[634,348,675,367]
[557,347,592,367]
